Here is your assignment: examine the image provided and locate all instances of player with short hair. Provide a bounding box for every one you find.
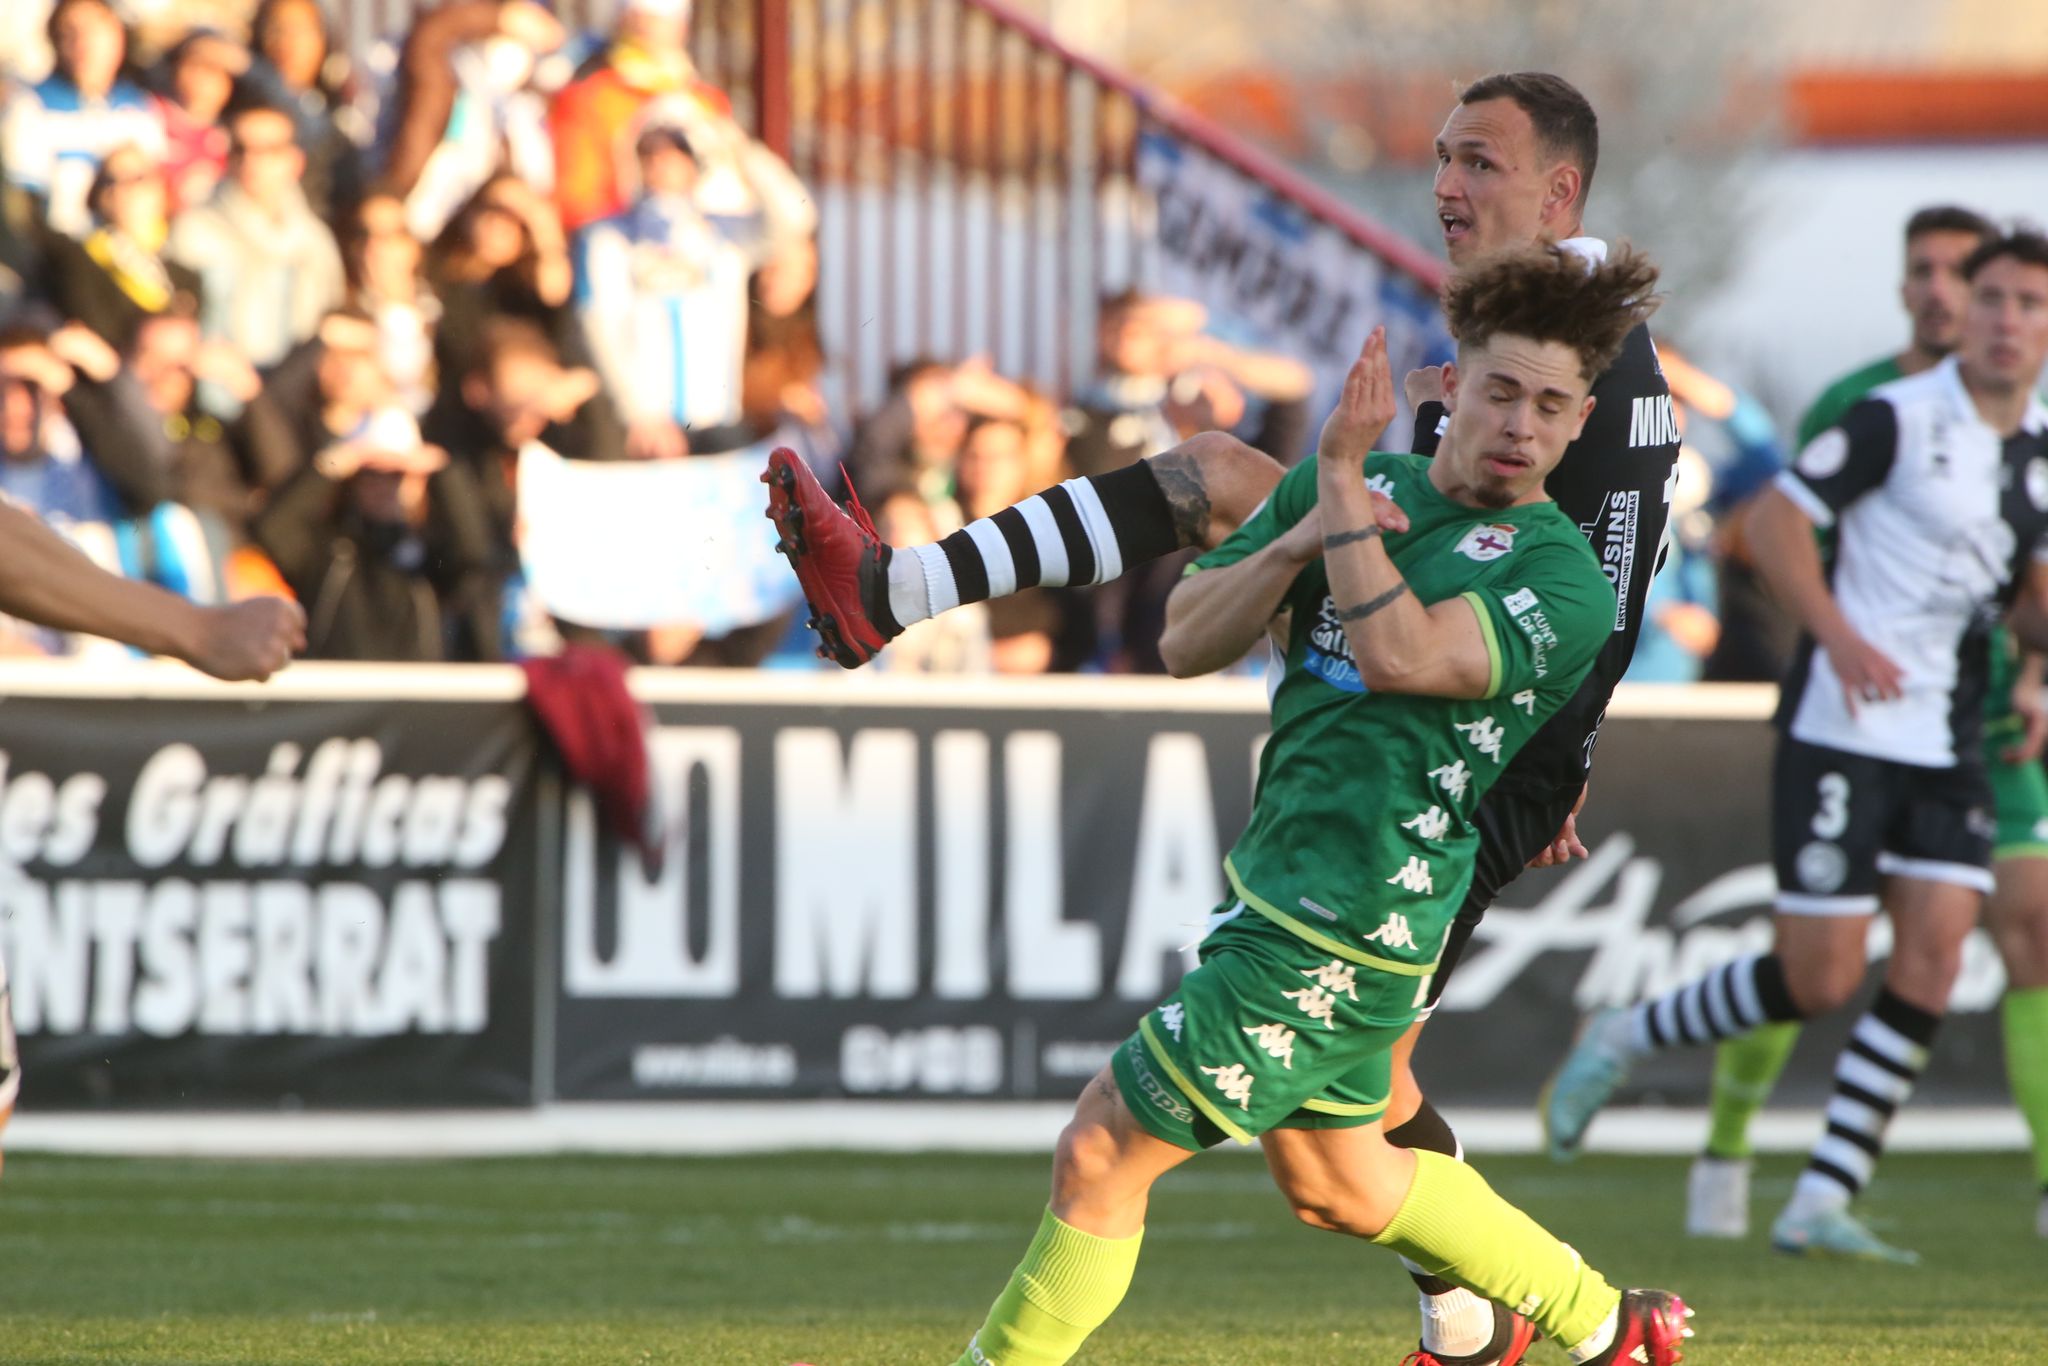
[768,71,1681,1366]
[913,243,1689,1366]
[1542,228,2048,1263]
[0,496,304,1179]
[1796,206,1999,448]
[1682,206,2048,1246]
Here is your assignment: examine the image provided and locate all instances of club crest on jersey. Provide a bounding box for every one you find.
[2027,458,2048,512]
[1455,524,1517,561]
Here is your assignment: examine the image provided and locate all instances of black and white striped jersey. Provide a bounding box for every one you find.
[1415,312,1680,795]
[1774,356,2048,767]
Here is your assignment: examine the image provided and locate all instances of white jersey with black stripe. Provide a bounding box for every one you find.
[1775,356,2048,767]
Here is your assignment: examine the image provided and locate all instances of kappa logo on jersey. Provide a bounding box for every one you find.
[1304,597,1366,693]
[1455,524,1517,561]
[1367,472,1398,499]
[1158,1002,1186,1042]
[1628,394,1679,449]
[1401,806,1451,840]
[1385,857,1435,895]
[1577,491,1640,630]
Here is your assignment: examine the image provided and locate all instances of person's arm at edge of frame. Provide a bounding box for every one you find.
[0,496,304,680]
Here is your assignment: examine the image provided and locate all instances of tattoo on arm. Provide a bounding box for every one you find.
[1322,525,1382,551]
[1337,582,1410,622]
[1149,449,1215,548]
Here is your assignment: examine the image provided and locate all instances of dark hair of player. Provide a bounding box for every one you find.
[1906,205,1996,246]
[1443,244,1659,381]
[1962,228,2048,282]
[1458,72,1599,209]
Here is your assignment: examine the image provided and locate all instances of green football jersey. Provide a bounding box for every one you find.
[1796,355,1903,449]
[1191,452,1615,980]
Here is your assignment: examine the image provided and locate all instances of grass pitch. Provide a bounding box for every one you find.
[0,1147,2040,1364]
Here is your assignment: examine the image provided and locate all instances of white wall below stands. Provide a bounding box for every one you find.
[1685,143,2048,435]
[6,1105,2027,1159]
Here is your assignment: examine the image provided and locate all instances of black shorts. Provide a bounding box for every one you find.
[1770,734,1995,916]
[1420,779,1583,1013]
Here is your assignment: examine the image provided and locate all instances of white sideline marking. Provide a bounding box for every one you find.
[5,1104,2023,1158]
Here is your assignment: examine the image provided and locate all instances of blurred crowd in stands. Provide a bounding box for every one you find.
[0,0,1804,680]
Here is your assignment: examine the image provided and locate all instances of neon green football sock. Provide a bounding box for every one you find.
[2002,988,2048,1188]
[953,1207,1142,1366]
[1371,1150,1621,1361]
[1704,1021,1802,1160]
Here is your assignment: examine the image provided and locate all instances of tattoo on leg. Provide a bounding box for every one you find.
[1148,450,1214,548]
[1337,582,1410,622]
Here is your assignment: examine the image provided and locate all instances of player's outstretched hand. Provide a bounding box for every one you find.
[1526,782,1591,868]
[184,597,307,682]
[1317,326,1396,468]
[1404,363,1447,411]
[1822,625,1905,716]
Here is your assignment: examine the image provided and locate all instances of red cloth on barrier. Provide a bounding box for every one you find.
[519,644,665,879]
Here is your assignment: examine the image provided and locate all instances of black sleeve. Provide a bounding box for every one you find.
[1411,401,1446,457]
[251,464,343,590]
[1777,397,1898,525]
[66,369,170,513]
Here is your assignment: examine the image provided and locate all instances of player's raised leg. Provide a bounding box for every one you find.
[1988,853,2048,1237]
[763,431,1282,667]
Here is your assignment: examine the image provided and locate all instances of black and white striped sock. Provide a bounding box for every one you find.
[1627,953,1802,1053]
[1791,987,1940,1210]
[885,463,1181,627]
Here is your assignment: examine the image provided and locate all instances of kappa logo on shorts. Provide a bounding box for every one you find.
[1968,806,1997,841]
[1200,1062,1256,1109]
[1242,1022,1297,1069]
[1124,1039,1194,1124]
[1795,840,1848,894]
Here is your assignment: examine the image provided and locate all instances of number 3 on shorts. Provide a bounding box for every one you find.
[1812,772,1850,839]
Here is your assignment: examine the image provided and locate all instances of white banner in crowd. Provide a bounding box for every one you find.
[516,441,806,634]
[1134,127,1449,434]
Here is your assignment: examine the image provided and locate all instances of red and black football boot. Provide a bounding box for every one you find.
[1585,1289,1693,1366]
[1396,1301,1541,1366]
[761,447,900,668]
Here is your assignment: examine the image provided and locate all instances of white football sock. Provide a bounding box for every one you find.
[1414,1280,1497,1359]
[886,544,949,627]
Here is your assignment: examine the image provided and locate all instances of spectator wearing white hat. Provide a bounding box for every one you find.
[253,404,501,661]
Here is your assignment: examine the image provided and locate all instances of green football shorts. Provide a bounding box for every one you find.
[1110,904,1430,1151]
[1989,730,2048,862]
